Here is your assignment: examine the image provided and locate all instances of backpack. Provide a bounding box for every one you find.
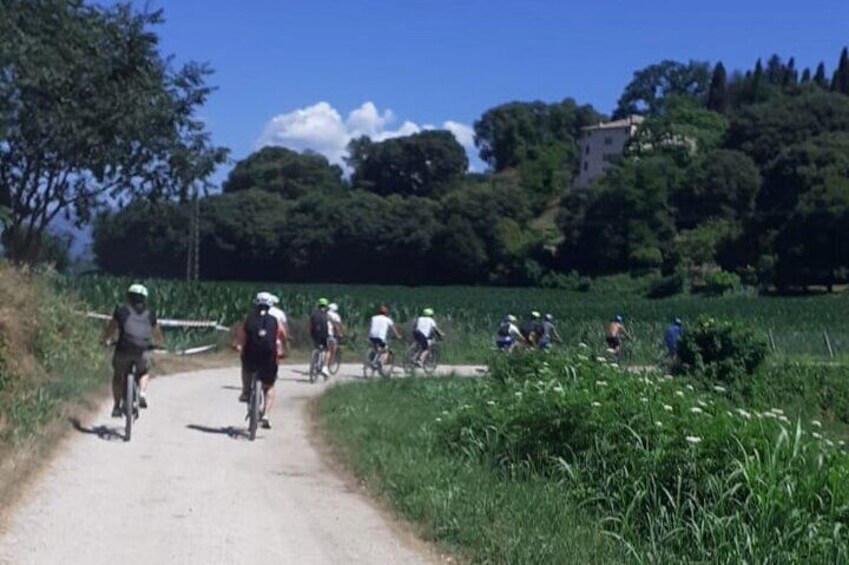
[244,310,278,358]
[118,306,153,354]
[497,321,511,337]
[309,308,328,340]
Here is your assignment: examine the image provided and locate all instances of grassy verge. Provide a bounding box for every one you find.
[316,377,626,564]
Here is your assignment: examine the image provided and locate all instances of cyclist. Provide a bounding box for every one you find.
[309,298,330,378]
[538,313,562,350]
[368,305,400,367]
[520,311,545,347]
[101,284,163,417]
[664,317,684,364]
[326,302,345,374]
[496,314,525,352]
[412,307,444,367]
[606,314,629,356]
[265,292,290,359]
[233,293,283,429]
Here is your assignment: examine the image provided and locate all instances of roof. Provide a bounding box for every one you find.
[581,115,645,132]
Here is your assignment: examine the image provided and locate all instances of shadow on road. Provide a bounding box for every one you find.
[185,423,248,440]
[69,418,123,441]
[220,385,242,391]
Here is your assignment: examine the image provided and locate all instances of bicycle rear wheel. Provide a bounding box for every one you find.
[423,345,439,376]
[328,348,341,375]
[309,349,320,383]
[248,376,261,441]
[402,344,418,375]
[363,349,377,379]
[123,371,135,442]
[379,350,395,378]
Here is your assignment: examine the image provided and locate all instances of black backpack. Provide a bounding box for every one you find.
[497,321,511,337]
[244,310,278,358]
[309,308,328,340]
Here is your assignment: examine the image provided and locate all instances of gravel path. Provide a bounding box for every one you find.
[0,362,483,564]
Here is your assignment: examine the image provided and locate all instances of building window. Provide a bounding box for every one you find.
[585,145,590,155]
[604,137,613,146]
[583,161,588,171]
[602,153,621,164]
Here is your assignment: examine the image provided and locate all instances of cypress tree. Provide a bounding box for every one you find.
[800,67,811,84]
[831,47,849,94]
[813,62,829,88]
[784,57,798,88]
[706,62,729,112]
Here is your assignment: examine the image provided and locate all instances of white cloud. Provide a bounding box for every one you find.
[256,101,479,170]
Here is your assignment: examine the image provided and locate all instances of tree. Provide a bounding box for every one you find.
[0,0,227,263]
[800,68,812,84]
[813,62,829,88]
[706,62,729,113]
[223,146,344,199]
[473,99,601,171]
[615,60,711,117]
[675,150,761,229]
[832,47,849,95]
[347,130,467,197]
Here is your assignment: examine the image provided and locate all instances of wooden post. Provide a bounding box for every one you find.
[824,331,835,359]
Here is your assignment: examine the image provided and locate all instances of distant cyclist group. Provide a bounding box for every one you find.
[100,283,686,436]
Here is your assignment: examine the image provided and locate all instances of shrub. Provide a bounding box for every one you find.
[702,270,742,296]
[646,273,685,299]
[677,316,768,385]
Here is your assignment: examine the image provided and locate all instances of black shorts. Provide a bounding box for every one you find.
[311,333,328,349]
[369,337,387,349]
[413,330,429,350]
[606,336,621,349]
[241,354,278,386]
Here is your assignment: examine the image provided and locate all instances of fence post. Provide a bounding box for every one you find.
[823,331,835,359]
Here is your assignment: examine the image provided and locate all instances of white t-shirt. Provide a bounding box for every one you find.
[369,315,394,341]
[327,311,341,337]
[268,306,287,326]
[415,316,437,337]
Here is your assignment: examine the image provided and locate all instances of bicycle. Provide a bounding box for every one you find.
[328,339,343,376]
[403,339,440,376]
[246,372,264,441]
[309,344,327,383]
[363,343,395,379]
[121,361,140,442]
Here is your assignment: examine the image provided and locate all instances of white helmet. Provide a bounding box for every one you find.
[328,302,338,312]
[506,314,517,323]
[127,283,148,298]
[254,291,275,308]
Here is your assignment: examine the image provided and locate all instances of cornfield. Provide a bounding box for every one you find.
[60,275,849,363]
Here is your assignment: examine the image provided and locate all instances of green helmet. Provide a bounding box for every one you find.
[318,297,329,307]
[127,283,149,298]
[422,307,434,316]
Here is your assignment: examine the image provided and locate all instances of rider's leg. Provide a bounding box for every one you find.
[262,383,275,414]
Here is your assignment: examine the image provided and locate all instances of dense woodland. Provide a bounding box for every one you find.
[3,3,848,291]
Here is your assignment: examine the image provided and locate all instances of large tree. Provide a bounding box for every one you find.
[0,0,226,263]
[223,146,344,199]
[347,130,467,197]
[615,60,711,117]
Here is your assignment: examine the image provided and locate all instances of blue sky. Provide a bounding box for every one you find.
[135,0,849,180]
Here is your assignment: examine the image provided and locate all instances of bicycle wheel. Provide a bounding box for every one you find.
[248,376,261,441]
[328,348,341,375]
[123,371,135,442]
[362,349,376,379]
[423,345,439,376]
[309,349,320,383]
[402,344,418,375]
[379,349,395,378]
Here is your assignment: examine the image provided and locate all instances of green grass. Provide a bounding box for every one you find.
[317,377,627,564]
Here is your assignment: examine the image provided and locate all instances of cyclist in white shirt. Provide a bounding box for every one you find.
[368,305,400,366]
[496,314,525,352]
[326,302,345,371]
[412,307,443,367]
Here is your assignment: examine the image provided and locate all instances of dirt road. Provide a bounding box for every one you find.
[0,363,483,564]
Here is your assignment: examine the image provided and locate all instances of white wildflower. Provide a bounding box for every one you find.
[609,363,620,369]
[435,417,442,423]
[577,354,589,362]
[812,432,823,440]
[726,411,733,417]
[811,420,823,428]
[655,421,663,427]
[578,342,589,349]
[686,385,695,391]
[690,407,704,414]
[591,401,602,408]
[713,386,727,393]
[663,404,674,412]
[595,380,608,387]
[605,348,616,355]
[685,436,702,445]
[486,400,496,407]
[514,392,523,398]
[778,415,790,424]
[663,374,674,381]
[596,356,607,363]
[675,391,685,397]
[640,396,648,403]
[825,439,835,447]
[697,399,709,408]
[770,408,784,415]
[553,386,564,394]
